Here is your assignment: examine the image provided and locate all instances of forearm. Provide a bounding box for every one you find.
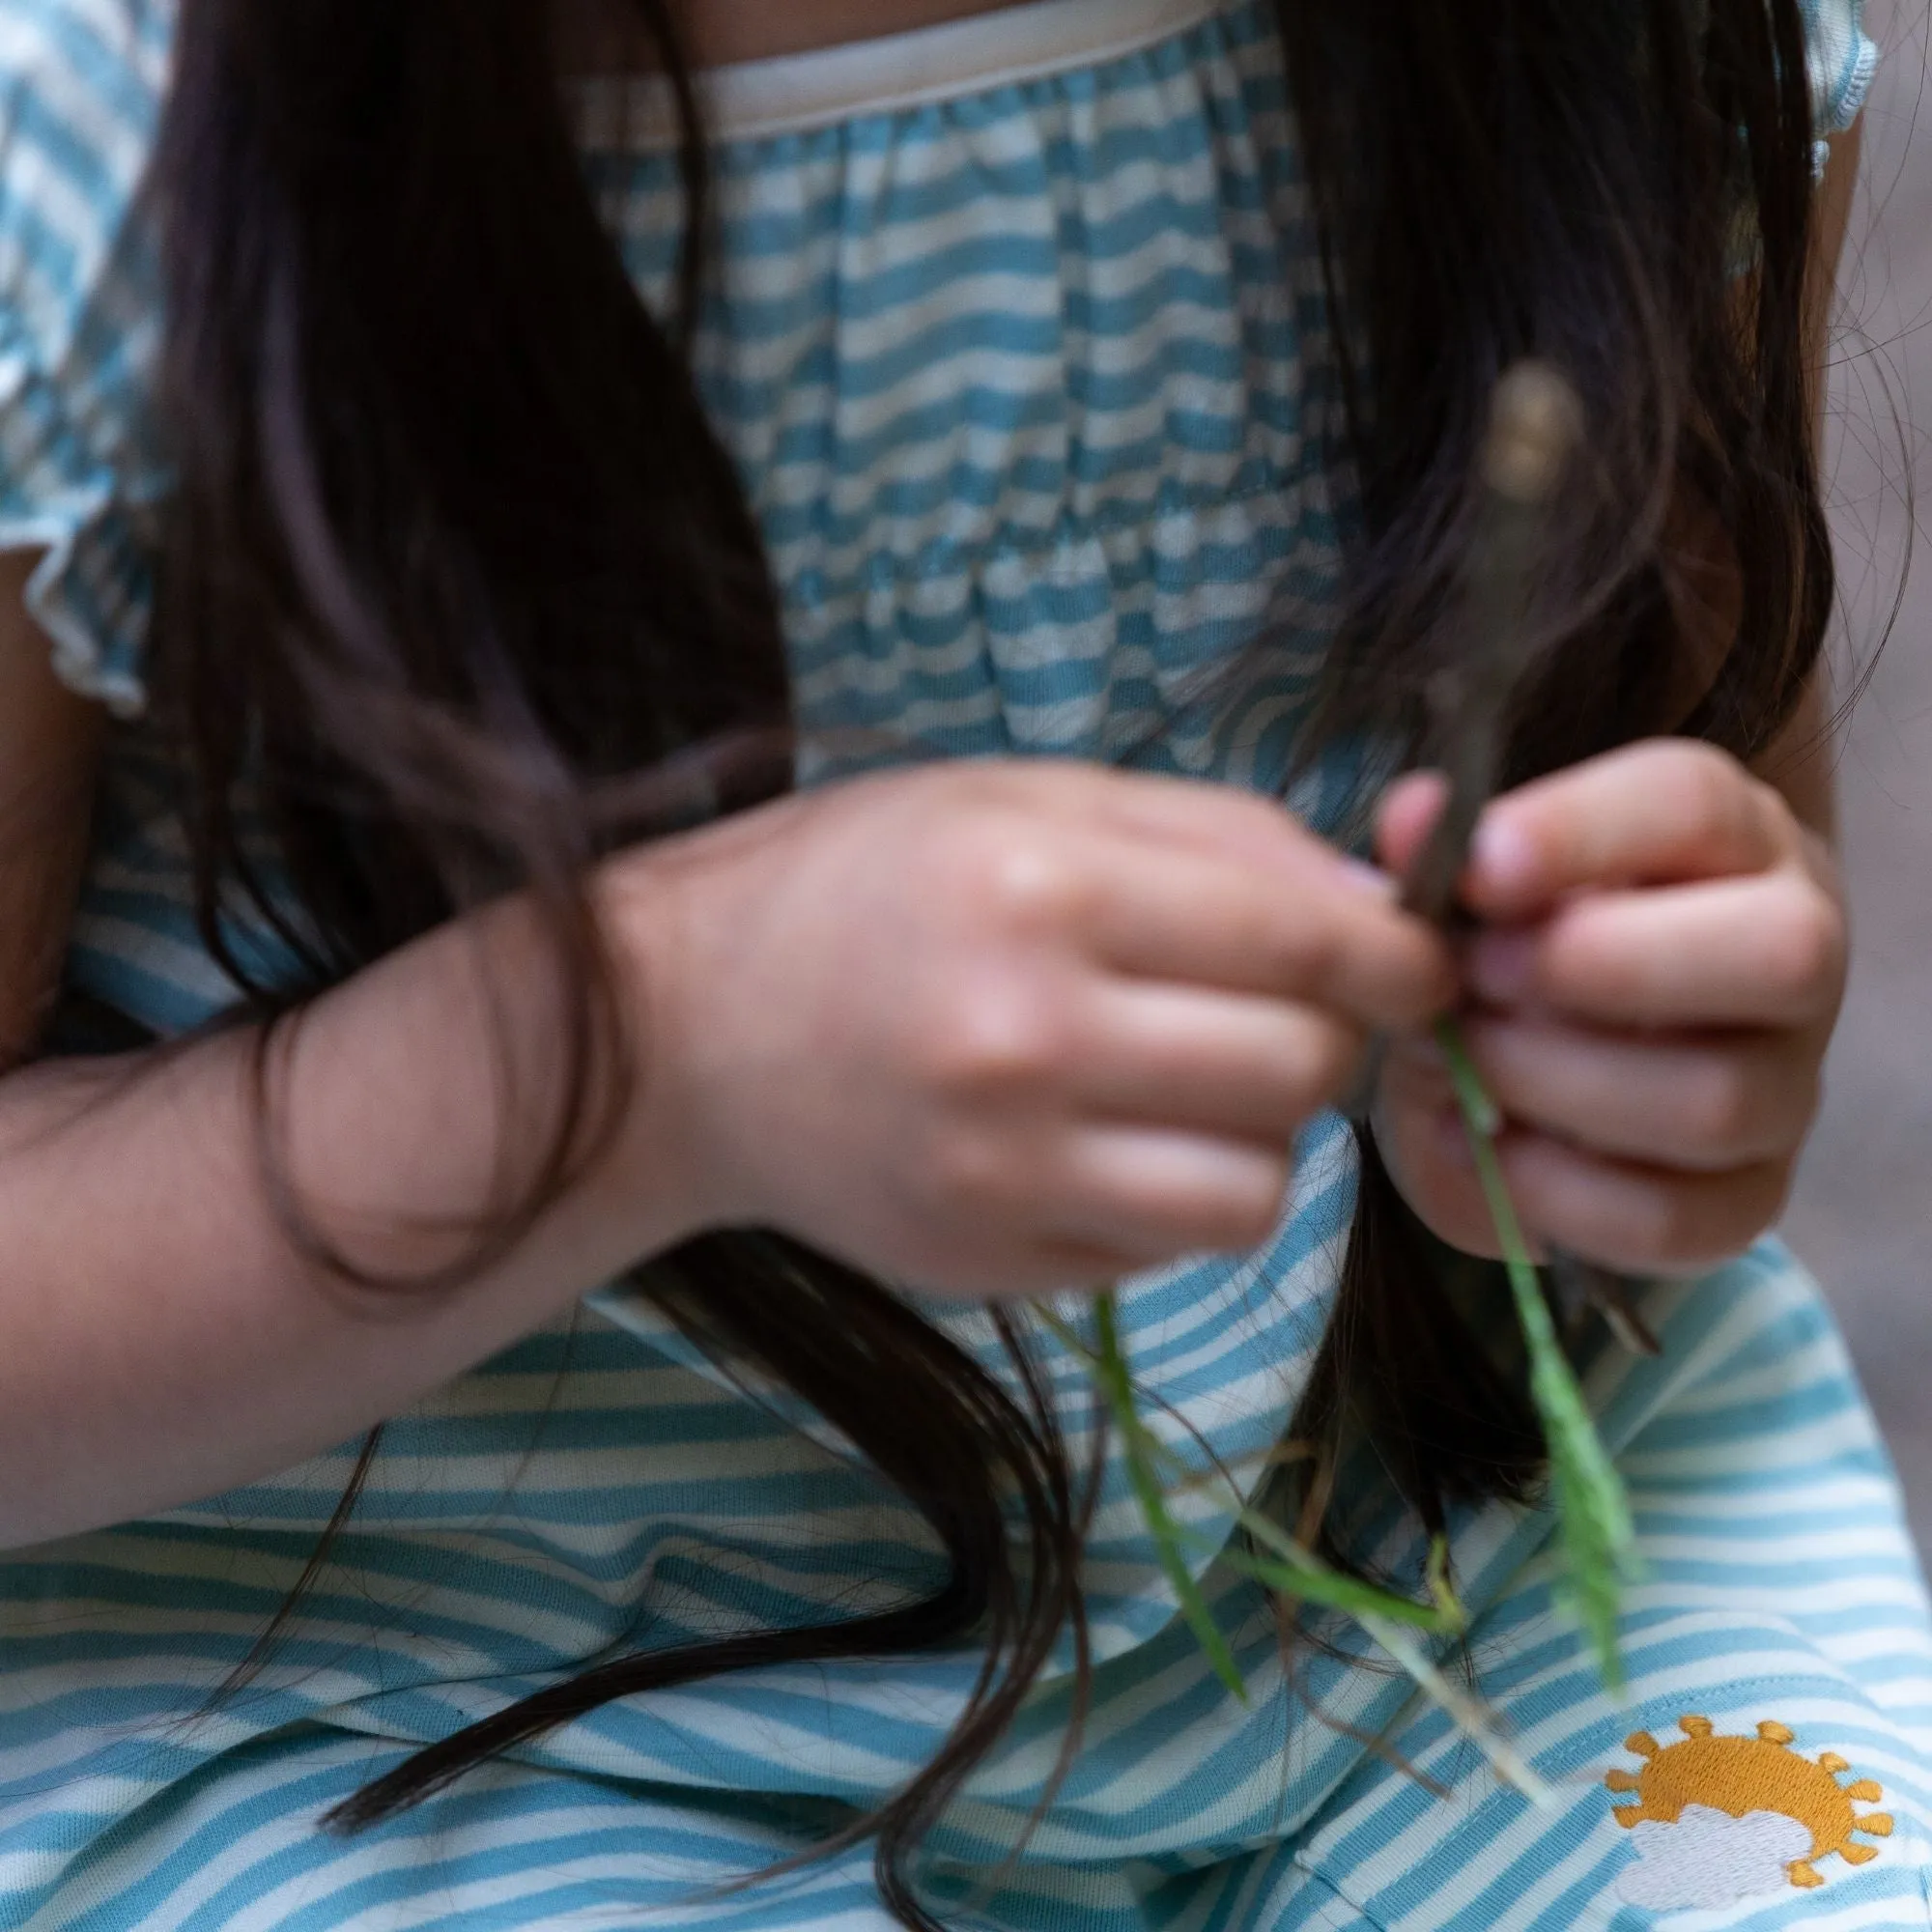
[0,887,697,1549]
[0,554,107,1066]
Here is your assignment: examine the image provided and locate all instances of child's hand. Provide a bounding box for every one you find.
[1374,741,1847,1274]
[607,761,1453,1299]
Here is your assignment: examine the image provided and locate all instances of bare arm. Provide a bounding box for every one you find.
[0,558,720,1546]
[0,553,106,1066]
[1,930,734,1549]
[0,563,1449,1548]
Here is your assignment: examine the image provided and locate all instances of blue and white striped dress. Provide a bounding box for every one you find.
[3,2,1921,1927]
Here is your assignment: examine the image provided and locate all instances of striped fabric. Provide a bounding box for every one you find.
[0,1,1918,1928]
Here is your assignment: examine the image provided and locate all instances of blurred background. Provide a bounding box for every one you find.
[1784,0,1932,1556]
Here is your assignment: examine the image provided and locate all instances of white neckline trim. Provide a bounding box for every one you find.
[578,0,1224,147]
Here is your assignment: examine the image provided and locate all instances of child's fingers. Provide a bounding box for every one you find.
[1496,1132,1793,1275]
[1449,1014,1816,1172]
[1465,875,1845,1029]
[1378,1034,1801,1270]
[1462,741,1797,921]
[1041,1124,1294,1261]
[1069,983,1364,1139]
[1077,840,1454,1030]
[1083,760,1397,881]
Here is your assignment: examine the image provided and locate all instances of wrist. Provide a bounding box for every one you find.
[591,841,746,1247]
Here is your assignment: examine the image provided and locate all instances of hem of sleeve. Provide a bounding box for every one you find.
[1820,19,1881,137]
[0,515,150,721]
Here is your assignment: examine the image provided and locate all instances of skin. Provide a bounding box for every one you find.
[1373,125,1860,1273]
[0,38,1861,1548]
[1374,740,1845,1272]
[0,554,104,1066]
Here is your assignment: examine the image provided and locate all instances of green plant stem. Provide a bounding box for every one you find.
[1038,1009,1639,1789]
[1039,1293,1555,1800]
[1435,1017,1636,1688]
[1087,1295,1248,1699]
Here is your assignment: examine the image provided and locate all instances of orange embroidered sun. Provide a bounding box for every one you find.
[1606,1716,1893,1889]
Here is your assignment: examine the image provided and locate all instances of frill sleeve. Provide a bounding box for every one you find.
[1805,0,1879,143]
[0,0,170,717]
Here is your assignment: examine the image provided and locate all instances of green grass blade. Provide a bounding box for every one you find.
[1436,1018,1636,1689]
[1426,1534,1463,1624]
[1355,1607,1556,1807]
[1038,1291,1560,1798]
[1220,1548,1451,1630]
[1031,1303,1101,1367]
[1042,1304,1464,1634]
[1081,1294,1249,1700]
[1229,1494,1464,1633]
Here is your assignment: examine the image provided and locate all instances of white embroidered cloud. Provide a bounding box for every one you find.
[1614,1804,1812,1913]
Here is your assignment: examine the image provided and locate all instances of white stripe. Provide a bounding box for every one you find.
[577,0,1225,145]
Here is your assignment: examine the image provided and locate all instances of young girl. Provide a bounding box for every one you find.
[0,0,1918,1926]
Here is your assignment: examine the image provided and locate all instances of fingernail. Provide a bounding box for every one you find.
[1473,817,1538,898]
[1469,931,1536,1003]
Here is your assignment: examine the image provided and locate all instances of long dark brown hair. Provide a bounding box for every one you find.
[143,0,1831,1923]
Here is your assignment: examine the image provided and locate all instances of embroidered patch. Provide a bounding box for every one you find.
[1617,1805,1812,1912]
[1606,1717,1892,1909]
